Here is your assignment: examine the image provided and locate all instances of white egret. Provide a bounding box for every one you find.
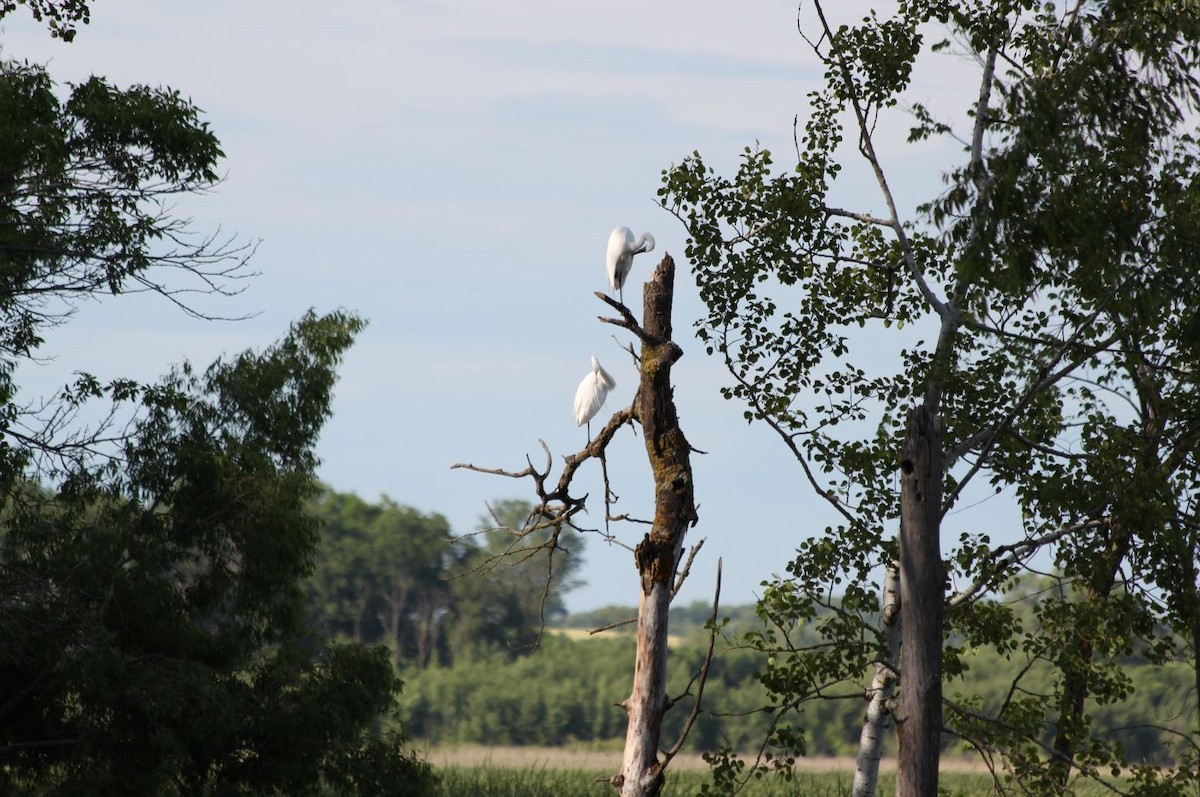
[573,355,616,439]
[606,226,655,305]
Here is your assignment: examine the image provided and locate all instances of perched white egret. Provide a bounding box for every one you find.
[606,226,655,304]
[573,355,616,439]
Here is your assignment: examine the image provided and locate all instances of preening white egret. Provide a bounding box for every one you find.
[606,226,655,304]
[573,355,616,439]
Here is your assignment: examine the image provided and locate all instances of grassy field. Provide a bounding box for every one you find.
[423,745,989,774]
[423,747,1125,796]
[431,766,997,796]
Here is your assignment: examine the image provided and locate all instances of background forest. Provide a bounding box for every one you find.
[304,491,1198,767]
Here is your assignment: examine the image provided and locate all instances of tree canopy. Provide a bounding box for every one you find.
[306,494,586,669]
[0,0,90,40]
[0,19,433,795]
[660,0,1200,793]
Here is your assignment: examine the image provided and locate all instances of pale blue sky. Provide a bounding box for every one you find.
[3,1,1015,612]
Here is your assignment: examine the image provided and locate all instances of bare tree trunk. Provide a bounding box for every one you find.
[618,575,674,797]
[353,591,370,644]
[853,561,900,797]
[613,254,697,797]
[414,599,437,670]
[897,405,943,797]
[378,583,410,668]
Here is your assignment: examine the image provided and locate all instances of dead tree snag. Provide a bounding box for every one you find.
[454,253,701,797]
[602,254,698,797]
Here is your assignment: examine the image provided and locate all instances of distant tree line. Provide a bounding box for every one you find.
[396,595,1195,764]
[303,495,585,670]
[295,485,1196,766]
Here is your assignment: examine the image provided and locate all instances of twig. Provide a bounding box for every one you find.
[596,291,659,346]
[589,616,637,635]
[663,558,723,762]
[947,517,1110,610]
[671,539,706,599]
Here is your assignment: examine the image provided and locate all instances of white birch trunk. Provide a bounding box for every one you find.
[852,562,900,797]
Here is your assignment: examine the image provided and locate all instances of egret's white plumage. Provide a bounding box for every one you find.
[606,226,655,304]
[573,355,616,434]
